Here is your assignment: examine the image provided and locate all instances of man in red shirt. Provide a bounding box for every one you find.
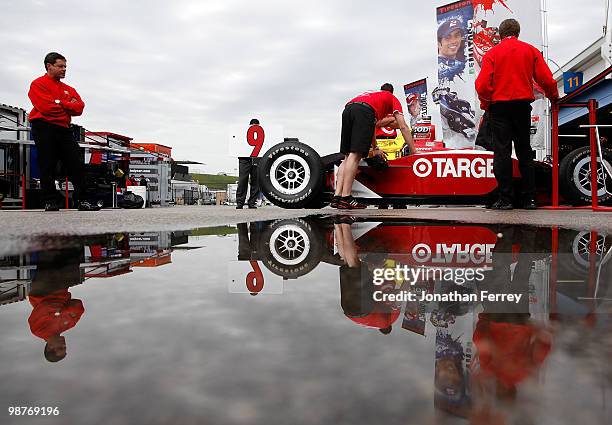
[28,52,100,211]
[332,85,416,209]
[475,19,559,210]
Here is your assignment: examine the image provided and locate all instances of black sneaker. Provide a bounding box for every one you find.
[490,200,514,210]
[78,201,101,211]
[236,205,244,209]
[44,202,60,212]
[247,205,257,209]
[338,196,367,210]
[330,196,342,208]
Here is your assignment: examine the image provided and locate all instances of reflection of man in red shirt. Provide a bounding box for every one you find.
[336,222,401,333]
[28,289,84,362]
[473,314,552,393]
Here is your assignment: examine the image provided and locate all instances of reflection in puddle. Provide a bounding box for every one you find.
[0,218,611,424]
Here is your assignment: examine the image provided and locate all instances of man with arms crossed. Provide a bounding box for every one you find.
[475,19,558,210]
[332,84,416,209]
[28,52,99,211]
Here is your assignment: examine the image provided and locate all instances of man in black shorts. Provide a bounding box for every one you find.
[332,85,415,209]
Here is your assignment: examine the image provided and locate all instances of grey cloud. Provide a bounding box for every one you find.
[0,0,606,172]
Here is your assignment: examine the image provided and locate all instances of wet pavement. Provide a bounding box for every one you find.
[0,216,611,425]
[2,205,612,240]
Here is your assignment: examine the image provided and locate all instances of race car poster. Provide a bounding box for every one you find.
[403,78,428,129]
[435,1,478,149]
[471,0,547,150]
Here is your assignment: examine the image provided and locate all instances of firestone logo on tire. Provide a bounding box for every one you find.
[413,157,494,178]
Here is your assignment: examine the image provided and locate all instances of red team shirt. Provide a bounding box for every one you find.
[475,36,558,110]
[28,289,84,341]
[28,74,85,128]
[348,90,403,121]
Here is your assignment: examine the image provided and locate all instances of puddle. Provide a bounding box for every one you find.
[0,217,611,425]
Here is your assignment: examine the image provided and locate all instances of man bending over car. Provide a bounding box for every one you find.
[332,84,416,209]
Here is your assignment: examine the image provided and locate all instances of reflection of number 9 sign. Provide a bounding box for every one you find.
[228,260,283,295]
[246,261,264,293]
[228,124,284,158]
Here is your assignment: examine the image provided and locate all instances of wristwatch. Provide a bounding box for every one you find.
[54,99,60,104]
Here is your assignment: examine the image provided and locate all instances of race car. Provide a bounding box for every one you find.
[256,119,612,209]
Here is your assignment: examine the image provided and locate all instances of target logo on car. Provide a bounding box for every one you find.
[413,158,434,177]
[412,156,494,179]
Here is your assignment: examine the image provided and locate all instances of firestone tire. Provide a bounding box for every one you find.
[559,147,612,205]
[258,141,325,209]
[260,219,323,279]
[558,229,612,275]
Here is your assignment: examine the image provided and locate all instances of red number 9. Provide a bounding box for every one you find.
[246,261,264,294]
[246,125,265,157]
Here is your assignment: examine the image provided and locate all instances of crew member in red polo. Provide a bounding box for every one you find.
[332,84,416,209]
[28,289,84,362]
[475,19,559,210]
[28,52,100,211]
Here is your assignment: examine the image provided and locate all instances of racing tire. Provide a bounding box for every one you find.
[258,141,325,209]
[559,147,612,205]
[260,219,323,279]
[558,229,612,275]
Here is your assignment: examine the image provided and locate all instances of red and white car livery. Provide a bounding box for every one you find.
[256,116,611,208]
[257,120,546,208]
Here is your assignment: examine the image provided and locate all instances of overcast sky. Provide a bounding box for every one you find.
[1,0,607,173]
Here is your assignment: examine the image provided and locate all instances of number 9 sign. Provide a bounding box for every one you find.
[246,125,265,157]
[229,124,283,157]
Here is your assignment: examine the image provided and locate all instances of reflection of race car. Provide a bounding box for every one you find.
[433,87,476,139]
[237,218,612,320]
[240,218,612,319]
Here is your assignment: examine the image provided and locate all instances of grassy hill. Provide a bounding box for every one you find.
[191,173,238,190]
[188,226,237,236]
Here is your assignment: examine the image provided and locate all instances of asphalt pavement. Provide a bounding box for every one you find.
[2,205,612,237]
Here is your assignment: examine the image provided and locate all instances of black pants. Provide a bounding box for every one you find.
[31,120,86,204]
[236,157,259,207]
[475,111,494,152]
[477,226,532,316]
[489,101,535,203]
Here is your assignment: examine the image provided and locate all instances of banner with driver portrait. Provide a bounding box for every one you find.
[435,1,477,149]
[403,78,429,129]
[435,0,544,150]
